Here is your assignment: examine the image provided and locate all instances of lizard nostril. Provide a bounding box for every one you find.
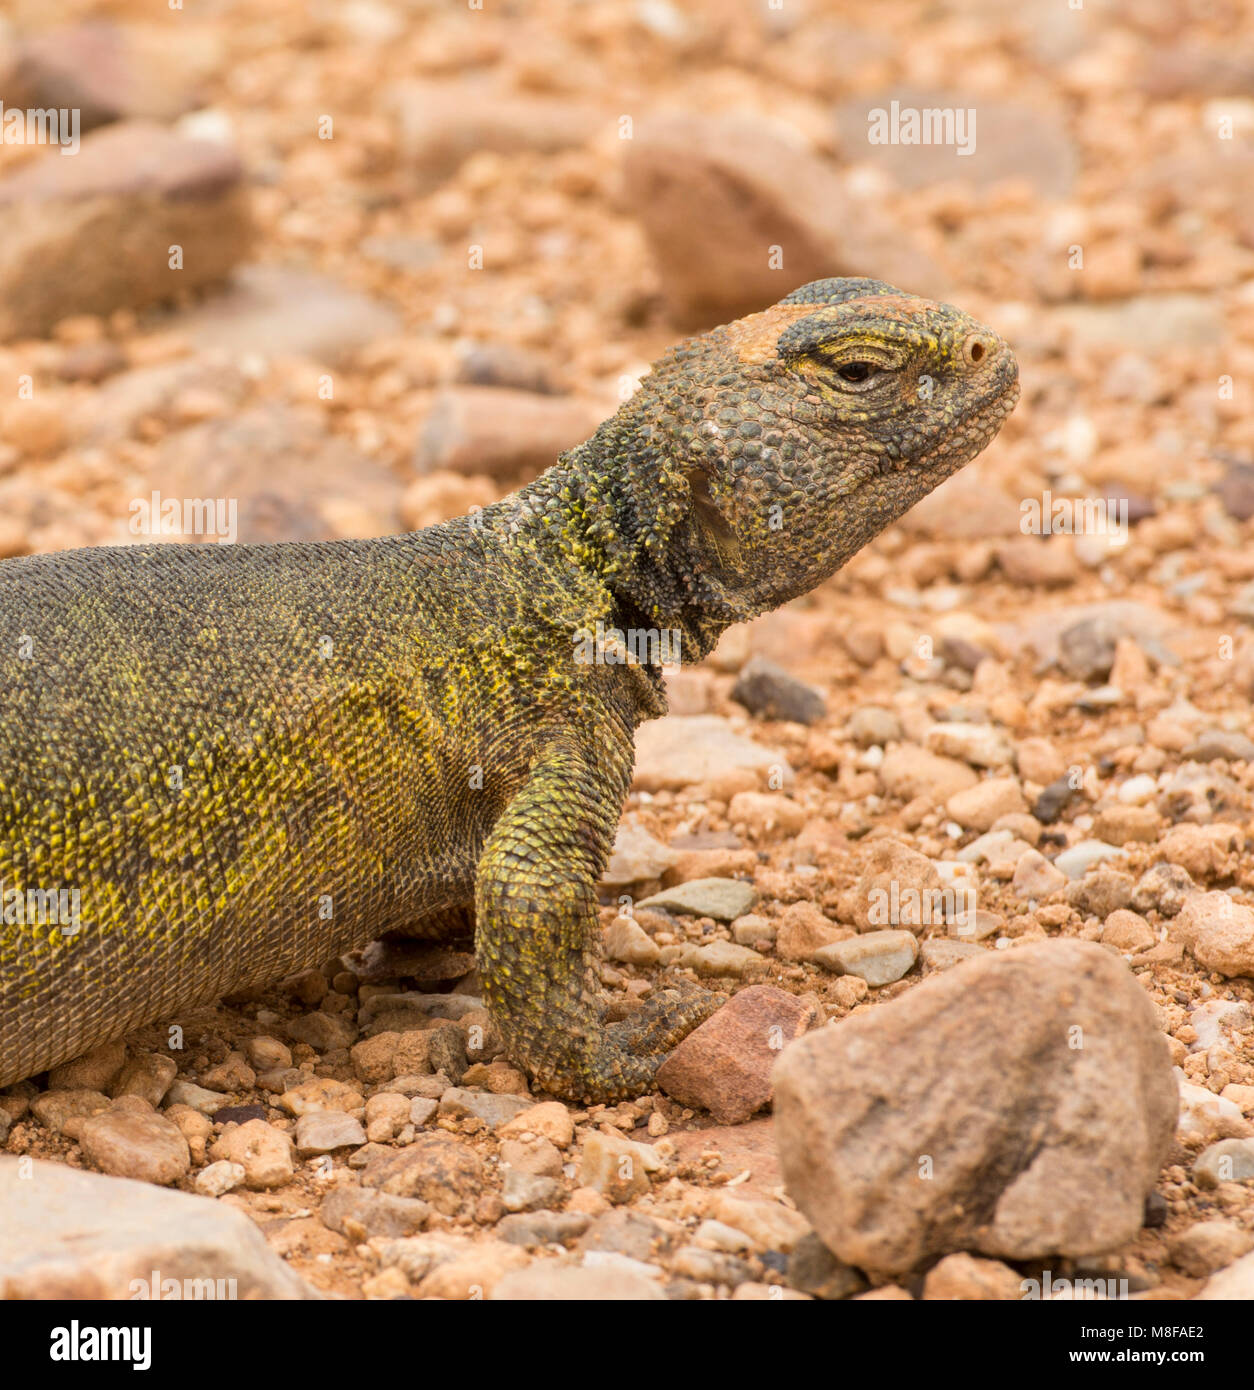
[963,334,993,367]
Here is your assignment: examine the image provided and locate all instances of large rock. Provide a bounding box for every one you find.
[172,264,400,366]
[391,79,606,192]
[773,940,1177,1276]
[0,121,252,340]
[0,1158,315,1298]
[1195,1249,1254,1300]
[152,404,400,544]
[621,113,947,328]
[412,388,603,482]
[836,90,1077,197]
[0,22,210,131]
[656,986,819,1124]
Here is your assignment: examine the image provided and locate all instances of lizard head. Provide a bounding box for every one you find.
[524,277,1018,661]
[643,277,1019,629]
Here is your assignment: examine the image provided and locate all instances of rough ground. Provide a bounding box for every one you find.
[2,0,1254,1300]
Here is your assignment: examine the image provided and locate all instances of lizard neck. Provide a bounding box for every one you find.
[500,415,748,668]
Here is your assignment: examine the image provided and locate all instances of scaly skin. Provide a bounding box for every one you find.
[0,278,1018,1101]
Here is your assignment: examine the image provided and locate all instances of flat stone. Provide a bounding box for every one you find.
[294,1110,367,1156]
[671,939,766,977]
[1054,840,1126,880]
[320,1187,431,1239]
[814,930,919,986]
[163,1080,225,1115]
[637,877,758,922]
[632,715,791,792]
[926,723,1015,769]
[78,1106,191,1186]
[920,938,987,971]
[0,1158,314,1298]
[601,819,680,887]
[358,992,484,1027]
[437,1088,534,1129]
[498,1211,592,1247]
[172,264,399,366]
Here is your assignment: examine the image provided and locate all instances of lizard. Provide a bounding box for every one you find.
[0,277,1019,1103]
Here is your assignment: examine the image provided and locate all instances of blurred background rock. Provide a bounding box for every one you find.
[0,0,1247,586]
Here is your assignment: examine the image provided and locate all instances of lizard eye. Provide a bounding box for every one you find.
[837,362,873,383]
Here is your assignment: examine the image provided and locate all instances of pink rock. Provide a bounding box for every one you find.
[656,985,820,1124]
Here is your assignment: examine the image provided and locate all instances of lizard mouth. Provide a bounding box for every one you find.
[854,351,1019,483]
[911,343,1020,477]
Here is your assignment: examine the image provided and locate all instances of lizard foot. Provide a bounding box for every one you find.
[606,975,720,1056]
[538,978,720,1103]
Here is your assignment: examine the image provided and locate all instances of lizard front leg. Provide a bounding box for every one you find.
[474,738,716,1102]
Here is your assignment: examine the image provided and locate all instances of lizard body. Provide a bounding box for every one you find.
[0,279,1018,1100]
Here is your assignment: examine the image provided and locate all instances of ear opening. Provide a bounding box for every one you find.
[685,466,742,568]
